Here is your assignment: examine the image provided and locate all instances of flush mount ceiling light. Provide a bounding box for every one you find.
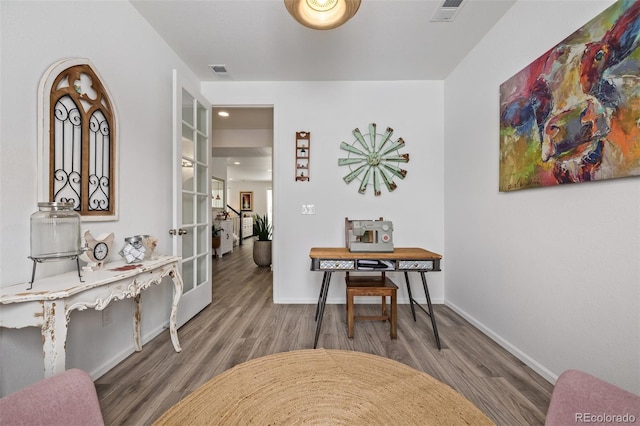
[284,0,361,30]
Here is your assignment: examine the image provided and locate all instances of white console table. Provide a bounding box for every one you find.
[0,255,183,377]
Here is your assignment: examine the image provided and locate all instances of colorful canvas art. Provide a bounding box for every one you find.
[499,0,640,191]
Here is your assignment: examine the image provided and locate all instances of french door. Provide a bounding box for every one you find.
[172,70,212,327]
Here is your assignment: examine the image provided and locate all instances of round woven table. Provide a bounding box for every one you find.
[154,349,494,425]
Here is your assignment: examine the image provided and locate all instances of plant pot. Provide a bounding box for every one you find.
[253,240,272,267]
[212,236,221,249]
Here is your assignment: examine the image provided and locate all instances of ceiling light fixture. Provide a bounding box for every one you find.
[284,0,361,30]
[218,111,229,117]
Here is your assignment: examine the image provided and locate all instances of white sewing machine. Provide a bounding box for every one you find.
[345,217,394,252]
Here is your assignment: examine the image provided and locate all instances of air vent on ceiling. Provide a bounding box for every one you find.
[442,0,463,7]
[209,64,231,78]
[430,0,465,22]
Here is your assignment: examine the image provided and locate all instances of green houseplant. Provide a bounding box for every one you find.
[252,214,272,266]
[253,214,272,241]
[212,225,222,250]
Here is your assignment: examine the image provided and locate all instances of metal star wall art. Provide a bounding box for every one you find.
[338,123,410,196]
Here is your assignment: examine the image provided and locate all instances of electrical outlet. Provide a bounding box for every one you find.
[102,305,113,327]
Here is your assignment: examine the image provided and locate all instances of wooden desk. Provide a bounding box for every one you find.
[0,255,183,377]
[309,247,442,349]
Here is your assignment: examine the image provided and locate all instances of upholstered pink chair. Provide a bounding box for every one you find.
[0,369,104,425]
[545,369,640,426]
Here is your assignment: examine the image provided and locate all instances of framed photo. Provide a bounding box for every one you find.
[240,191,253,211]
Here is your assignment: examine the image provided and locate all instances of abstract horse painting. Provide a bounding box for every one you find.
[499,0,640,191]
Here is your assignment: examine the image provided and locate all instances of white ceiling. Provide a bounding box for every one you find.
[132,0,516,182]
[130,0,516,82]
[218,147,274,182]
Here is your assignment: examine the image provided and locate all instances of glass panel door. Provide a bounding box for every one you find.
[172,70,211,327]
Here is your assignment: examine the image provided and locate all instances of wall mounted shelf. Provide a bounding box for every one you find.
[295,131,310,181]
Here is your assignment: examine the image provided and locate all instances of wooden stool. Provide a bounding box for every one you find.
[345,273,398,339]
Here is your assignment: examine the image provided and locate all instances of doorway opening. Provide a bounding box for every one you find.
[210,105,274,270]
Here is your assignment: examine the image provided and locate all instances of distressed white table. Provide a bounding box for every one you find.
[0,255,183,377]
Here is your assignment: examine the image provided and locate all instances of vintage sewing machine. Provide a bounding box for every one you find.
[345,217,394,252]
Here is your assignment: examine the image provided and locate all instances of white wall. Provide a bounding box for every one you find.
[201,81,445,305]
[228,180,272,217]
[211,157,228,214]
[444,0,640,394]
[0,1,202,395]
[212,129,273,148]
[211,157,228,184]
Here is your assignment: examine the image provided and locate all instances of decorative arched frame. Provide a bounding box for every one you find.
[38,58,118,220]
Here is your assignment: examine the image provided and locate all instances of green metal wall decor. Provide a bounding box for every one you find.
[338,123,410,195]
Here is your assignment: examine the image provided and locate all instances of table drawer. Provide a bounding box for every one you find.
[399,260,434,270]
[319,260,355,270]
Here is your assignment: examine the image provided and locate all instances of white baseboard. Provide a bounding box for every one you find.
[89,322,169,380]
[274,296,443,304]
[445,300,558,385]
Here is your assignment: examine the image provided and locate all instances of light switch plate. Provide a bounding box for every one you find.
[302,205,316,215]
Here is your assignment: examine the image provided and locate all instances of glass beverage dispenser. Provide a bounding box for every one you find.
[28,202,83,289]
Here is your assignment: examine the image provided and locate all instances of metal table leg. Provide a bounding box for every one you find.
[315,271,330,321]
[404,271,417,321]
[313,271,332,349]
[420,271,441,349]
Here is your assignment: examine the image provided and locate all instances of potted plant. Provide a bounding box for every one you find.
[252,214,272,267]
[212,226,222,250]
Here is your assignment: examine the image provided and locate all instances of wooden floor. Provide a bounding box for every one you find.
[96,240,554,425]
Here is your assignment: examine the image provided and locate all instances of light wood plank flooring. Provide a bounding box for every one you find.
[96,240,553,425]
